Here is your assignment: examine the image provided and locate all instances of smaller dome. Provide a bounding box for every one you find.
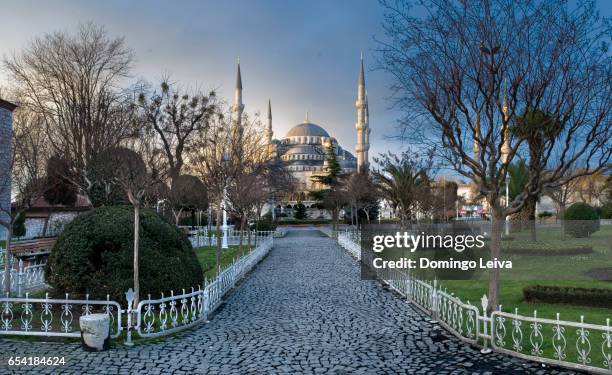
[286,123,330,138]
[284,144,321,155]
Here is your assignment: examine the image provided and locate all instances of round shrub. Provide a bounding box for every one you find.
[564,202,600,238]
[46,205,203,301]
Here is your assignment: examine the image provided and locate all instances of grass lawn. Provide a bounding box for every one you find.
[370,225,611,323]
[195,244,254,280]
[439,225,612,324]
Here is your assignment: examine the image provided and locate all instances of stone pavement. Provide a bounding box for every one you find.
[0,228,577,374]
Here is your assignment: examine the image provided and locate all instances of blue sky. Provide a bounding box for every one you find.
[0,0,400,159]
[1,0,610,163]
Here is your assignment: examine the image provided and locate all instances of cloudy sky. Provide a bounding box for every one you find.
[1,0,610,163]
[0,0,403,159]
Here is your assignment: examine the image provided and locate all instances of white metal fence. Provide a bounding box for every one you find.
[185,229,277,248]
[1,292,123,338]
[0,259,47,296]
[0,233,274,342]
[336,230,612,374]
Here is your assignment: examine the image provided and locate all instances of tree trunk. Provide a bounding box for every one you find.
[3,226,13,295]
[173,208,183,226]
[133,205,140,308]
[525,197,537,242]
[247,225,252,252]
[488,207,504,313]
[238,214,245,257]
[42,209,52,237]
[558,204,566,239]
[215,205,222,276]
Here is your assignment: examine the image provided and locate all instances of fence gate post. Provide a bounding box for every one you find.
[17,259,24,297]
[431,279,438,323]
[480,294,492,354]
[124,288,135,346]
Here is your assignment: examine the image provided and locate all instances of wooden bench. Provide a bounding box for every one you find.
[10,237,57,258]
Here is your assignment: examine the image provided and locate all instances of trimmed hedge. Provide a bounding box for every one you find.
[46,206,203,301]
[564,203,600,238]
[250,221,277,231]
[523,285,612,308]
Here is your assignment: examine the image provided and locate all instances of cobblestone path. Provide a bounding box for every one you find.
[0,228,576,374]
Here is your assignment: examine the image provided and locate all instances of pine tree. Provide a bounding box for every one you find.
[12,212,26,238]
[310,143,346,230]
[293,201,307,220]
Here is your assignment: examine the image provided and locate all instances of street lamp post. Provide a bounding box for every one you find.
[222,186,229,249]
[456,200,459,220]
[222,151,230,249]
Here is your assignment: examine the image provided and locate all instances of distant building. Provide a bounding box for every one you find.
[228,57,371,214]
[11,195,91,240]
[264,56,371,196]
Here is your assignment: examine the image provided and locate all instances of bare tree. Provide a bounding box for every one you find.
[169,175,208,226]
[137,80,217,182]
[343,173,380,226]
[226,172,268,255]
[91,140,166,307]
[1,106,49,294]
[3,23,136,191]
[379,0,611,310]
[188,110,235,275]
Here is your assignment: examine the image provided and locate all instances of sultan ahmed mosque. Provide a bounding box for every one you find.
[229,56,371,202]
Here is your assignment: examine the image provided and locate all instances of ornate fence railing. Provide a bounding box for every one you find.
[187,230,277,248]
[0,260,47,296]
[1,292,123,338]
[0,234,274,342]
[336,230,612,374]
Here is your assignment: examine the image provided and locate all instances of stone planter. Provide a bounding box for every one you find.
[79,313,110,351]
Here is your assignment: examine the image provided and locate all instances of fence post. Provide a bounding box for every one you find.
[431,279,438,323]
[124,288,135,346]
[480,294,492,354]
[17,259,24,297]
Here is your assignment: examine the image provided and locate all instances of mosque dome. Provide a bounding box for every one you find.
[285,123,330,138]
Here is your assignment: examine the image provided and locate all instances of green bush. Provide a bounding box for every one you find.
[250,221,277,231]
[563,203,600,238]
[178,215,207,227]
[46,206,203,301]
[12,212,26,238]
[601,202,612,219]
[537,211,553,219]
[293,203,307,220]
[523,285,612,308]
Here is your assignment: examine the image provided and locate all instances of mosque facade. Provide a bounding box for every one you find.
[230,57,371,203]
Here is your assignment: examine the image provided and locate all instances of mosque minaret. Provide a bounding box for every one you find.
[231,56,371,197]
[232,61,245,148]
[355,54,370,173]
